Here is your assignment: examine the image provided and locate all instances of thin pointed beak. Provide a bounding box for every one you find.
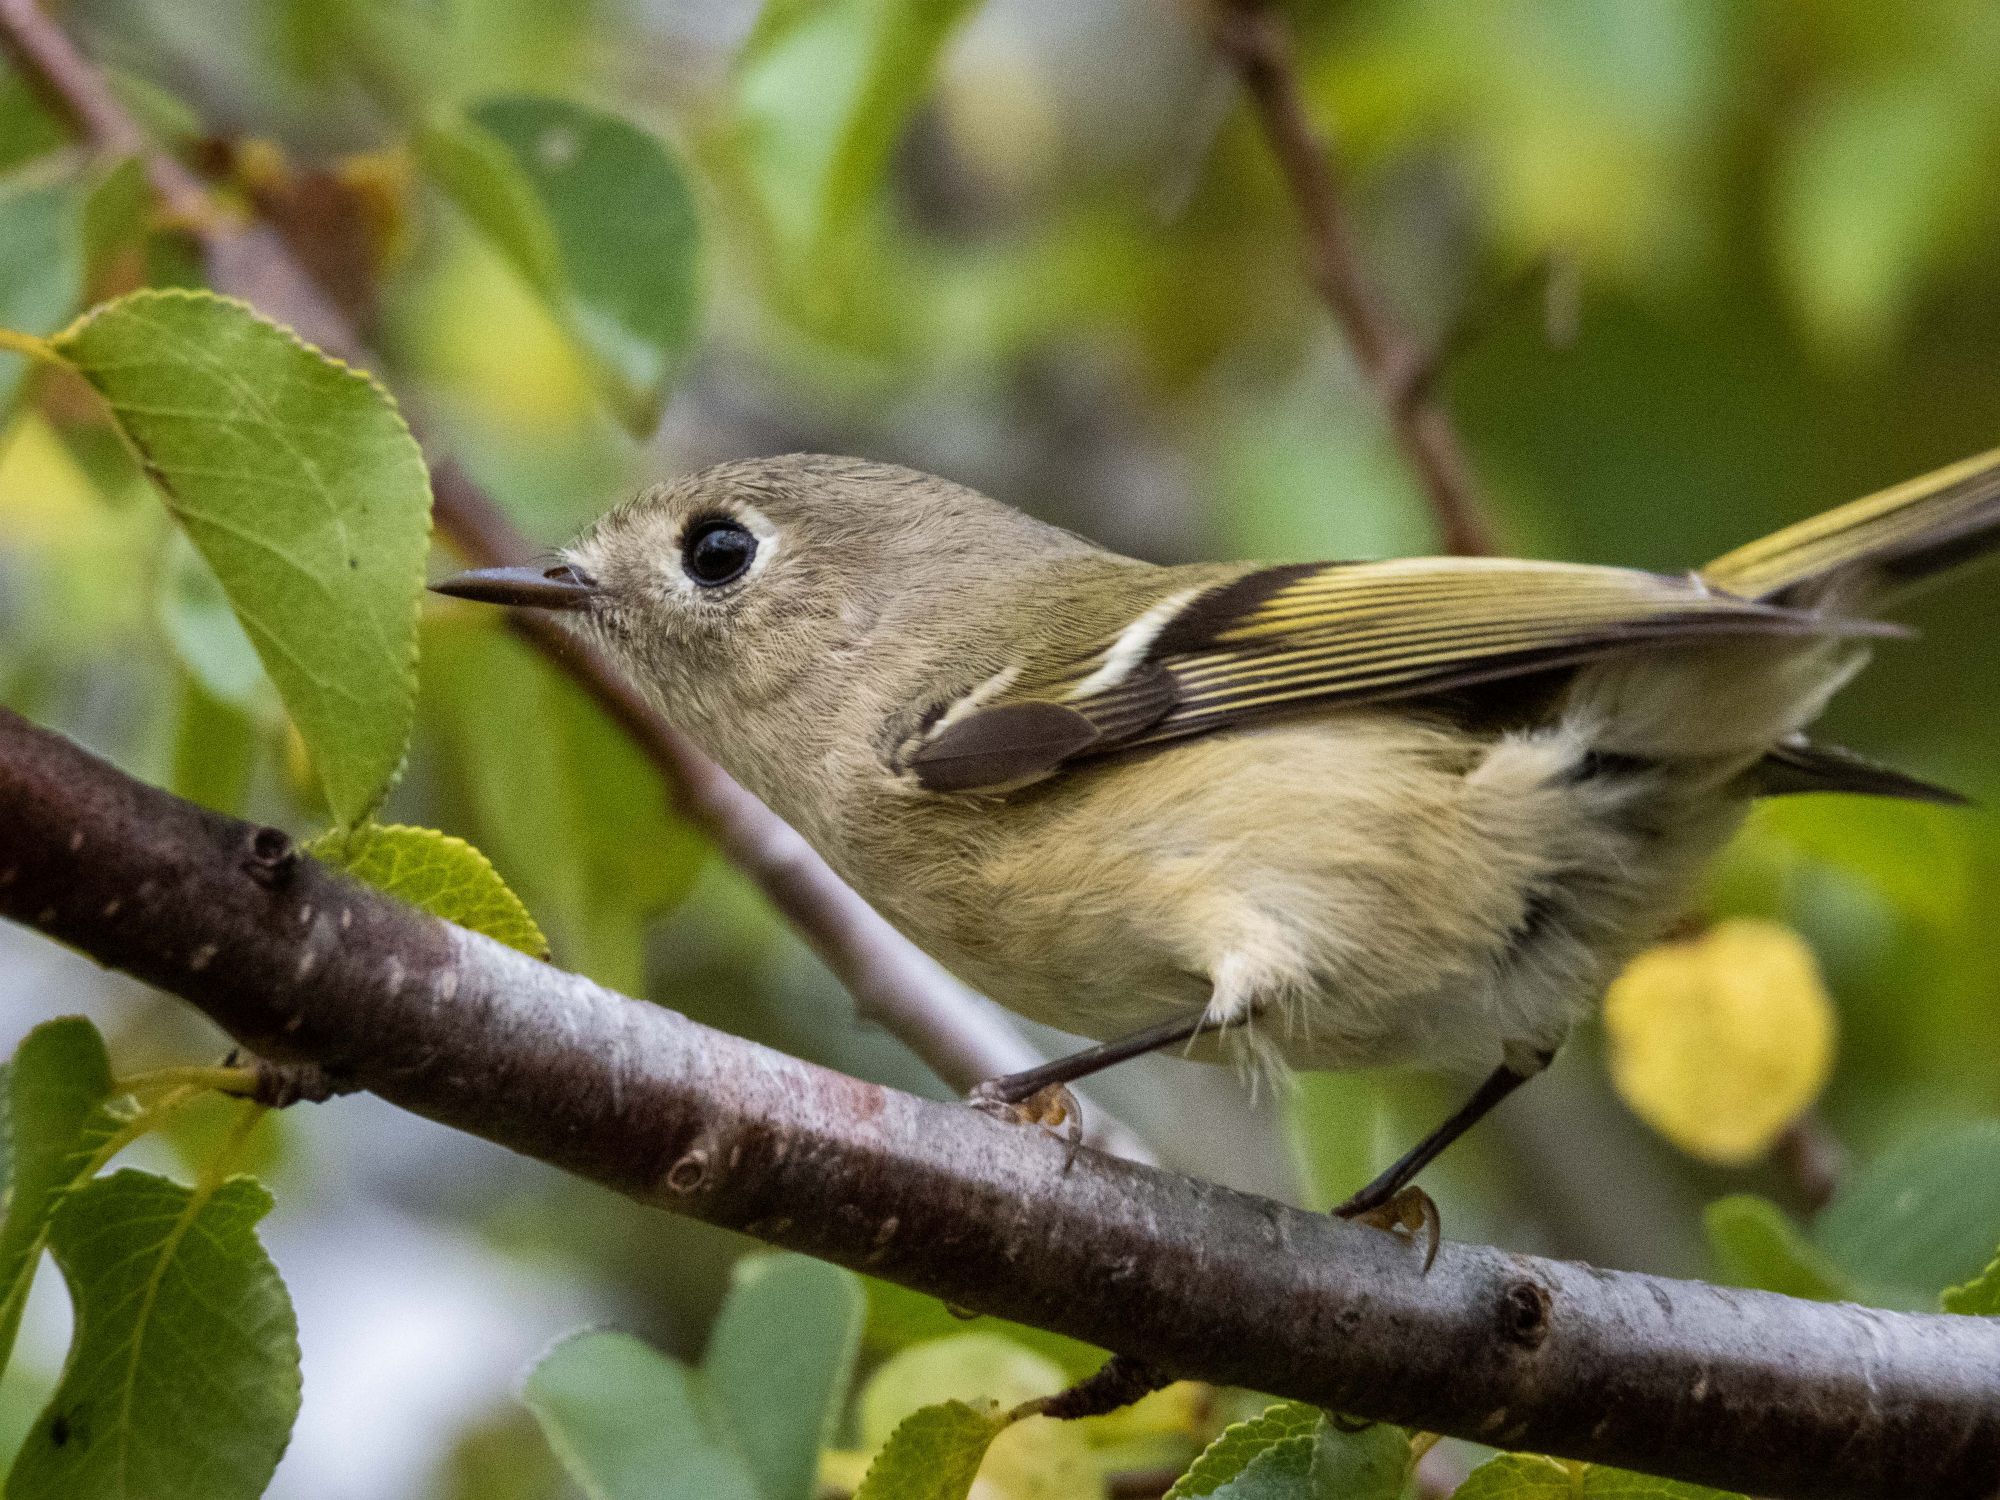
[430,564,599,611]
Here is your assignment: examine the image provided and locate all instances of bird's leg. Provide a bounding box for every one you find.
[968,1011,1218,1159]
[1332,1046,1554,1267]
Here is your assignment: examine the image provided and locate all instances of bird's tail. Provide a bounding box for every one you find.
[1702,446,2000,608]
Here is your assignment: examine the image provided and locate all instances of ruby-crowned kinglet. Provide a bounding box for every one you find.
[436,449,1998,1213]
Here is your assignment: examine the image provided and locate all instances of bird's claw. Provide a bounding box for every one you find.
[969,1080,1085,1168]
[1336,1184,1442,1273]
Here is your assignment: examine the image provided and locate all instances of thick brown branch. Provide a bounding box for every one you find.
[3,705,1998,1500]
[0,0,1145,1149]
[1212,1,1497,557]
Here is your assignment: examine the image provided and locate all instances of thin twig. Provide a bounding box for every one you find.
[0,0,1149,1158]
[1211,0,1497,557]
[3,705,1998,1500]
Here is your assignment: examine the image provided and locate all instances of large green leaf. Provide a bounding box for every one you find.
[308,822,549,958]
[706,1254,864,1500]
[466,95,702,436]
[521,1330,760,1500]
[0,159,86,415]
[0,1021,123,1376]
[1812,1120,2000,1304]
[5,1170,300,1500]
[1703,1195,1854,1303]
[50,289,432,826]
[850,1400,1008,1500]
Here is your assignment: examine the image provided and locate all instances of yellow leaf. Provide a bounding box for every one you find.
[1603,919,1835,1164]
[308,823,550,959]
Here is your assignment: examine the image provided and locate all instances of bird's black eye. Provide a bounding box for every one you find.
[681,518,757,587]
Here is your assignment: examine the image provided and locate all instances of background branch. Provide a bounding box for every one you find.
[1212,0,1497,557]
[0,0,1151,1159]
[2,704,1997,1500]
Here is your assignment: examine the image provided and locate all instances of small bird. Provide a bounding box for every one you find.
[436,449,1999,1219]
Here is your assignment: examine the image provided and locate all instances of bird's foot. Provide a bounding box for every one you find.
[1335,1184,1441,1273]
[968,1079,1085,1167]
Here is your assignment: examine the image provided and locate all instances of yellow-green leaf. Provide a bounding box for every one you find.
[50,289,432,826]
[1943,1249,2000,1315]
[1602,920,1835,1164]
[851,1400,1009,1500]
[308,823,548,958]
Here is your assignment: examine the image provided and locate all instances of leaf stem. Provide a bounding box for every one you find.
[118,1064,261,1099]
[0,326,61,364]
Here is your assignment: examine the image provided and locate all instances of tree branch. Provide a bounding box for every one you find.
[1212,0,1497,557]
[2,706,1997,1500]
[0,0,1152,1157]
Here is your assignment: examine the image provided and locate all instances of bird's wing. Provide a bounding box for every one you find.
[901,556,1895,794]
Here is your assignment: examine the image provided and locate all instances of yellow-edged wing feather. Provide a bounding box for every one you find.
[904,556,1887,793]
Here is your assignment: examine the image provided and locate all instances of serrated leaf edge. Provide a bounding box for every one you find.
[49,287,433,827]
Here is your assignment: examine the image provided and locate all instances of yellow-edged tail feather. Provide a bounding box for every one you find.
[1704,447,2000,605]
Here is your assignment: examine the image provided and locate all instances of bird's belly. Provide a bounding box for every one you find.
[854,713,1746,1079]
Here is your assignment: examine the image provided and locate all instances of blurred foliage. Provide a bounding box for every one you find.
[5,0,2000,1496]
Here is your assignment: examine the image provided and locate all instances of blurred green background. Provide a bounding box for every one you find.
[3,1,1999,1495]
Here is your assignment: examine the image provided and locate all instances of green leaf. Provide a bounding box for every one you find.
[733,0,979,255]
[419,617,705,988]
[156,529,266,710]
[307,822,549,958]
[1772,80,1994,357]
[1221,1438,1320,1498]
[466,95,702,436]
[418,117,565,301]
[0,161,86,414]
[79,157,150,288]
[1285,1071,1380,1209]
[5,1169,300,1500]
[1703,1195,1855,1302]
[521,1330,760,1500]
[168,671,259,816]
[50,289,432,826]
[1943,1250,2000,1315]
[705,1254,864,1500]
[1308,1421,1411,1499]
[1452,1454,1749,1499]
[0,1020,122,1376]
[1166,1402,1322,1499]
[861,1278,1107,1380]
[0,70,66,176]
[1813,1120,2000,1304]
[857,1334,1065,1452]
[1448,1454,1573,1500]
[850,1400,1008,1500]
